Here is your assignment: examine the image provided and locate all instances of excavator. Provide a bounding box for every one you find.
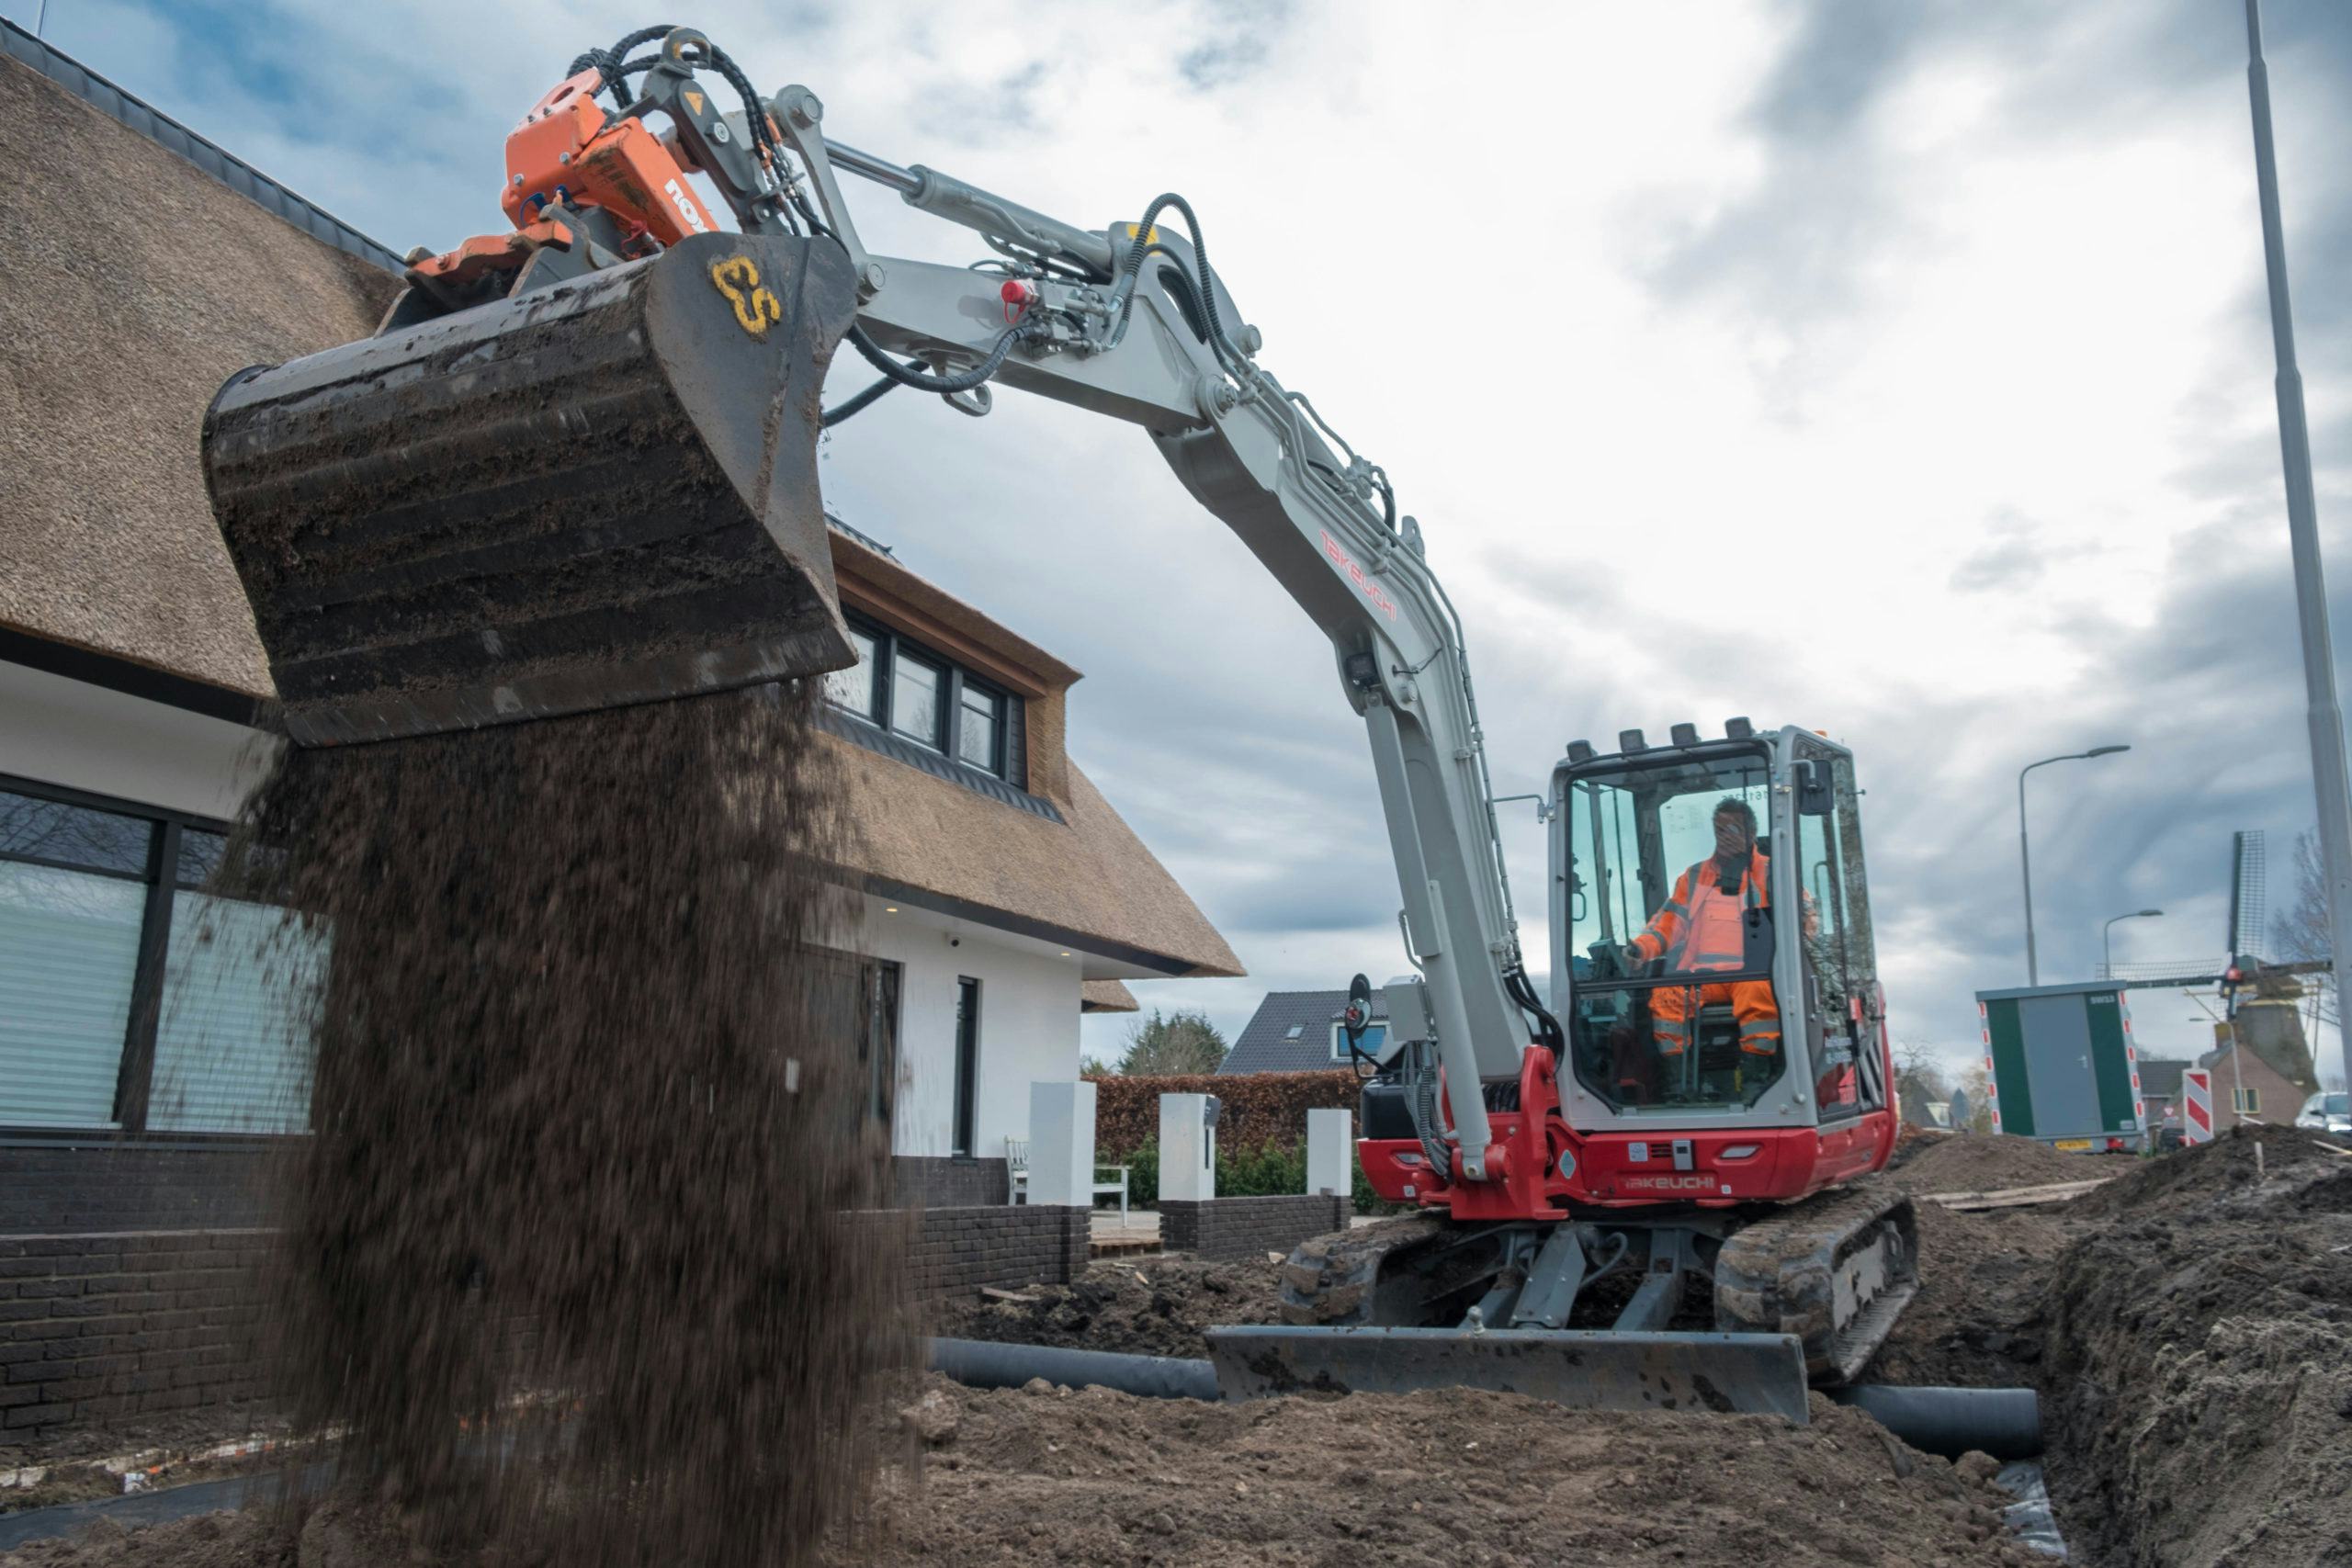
[199,26,1911,1424]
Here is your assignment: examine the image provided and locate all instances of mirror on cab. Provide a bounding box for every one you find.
[1794,759,1833,817]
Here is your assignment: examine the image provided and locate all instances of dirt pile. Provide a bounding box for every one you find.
[933,1256,1283,1360]
[839,1375,2042,1566]
[0,1377,2041,1566]
[223,682,900,1567]
[1886,1133,2096,1194]
[2041,1126,2352,1565]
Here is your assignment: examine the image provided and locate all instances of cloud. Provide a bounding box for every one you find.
[27,0,2352,1084]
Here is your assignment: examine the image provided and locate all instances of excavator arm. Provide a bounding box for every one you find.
[784,125,1538,1175]
[200,33,1545,1185]
[198,31,1926,1416]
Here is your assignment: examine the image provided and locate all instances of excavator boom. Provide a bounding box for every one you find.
[198,27,1913,1417]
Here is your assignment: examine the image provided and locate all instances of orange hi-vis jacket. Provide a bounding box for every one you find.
[1625,849,1770,973]
[1625,849,1781,1057]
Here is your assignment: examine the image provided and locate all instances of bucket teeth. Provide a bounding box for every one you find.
[201,232,862,746]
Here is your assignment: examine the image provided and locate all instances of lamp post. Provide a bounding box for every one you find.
[2019,745,2131,986]
[2247,0,2352,1101]
[2102,908,2164,980]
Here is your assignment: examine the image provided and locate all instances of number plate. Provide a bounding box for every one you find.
[2052,1138,2094,1152]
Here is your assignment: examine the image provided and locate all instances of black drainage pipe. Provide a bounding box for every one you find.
[925,1337,1220,1402]
[1826,1384,2042,1461]
[926,1337,2041,1461]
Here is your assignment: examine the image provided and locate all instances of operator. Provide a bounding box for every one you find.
[1619,796,1781,1062]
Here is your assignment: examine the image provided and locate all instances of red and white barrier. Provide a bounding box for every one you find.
[2181,1067,2214,1145]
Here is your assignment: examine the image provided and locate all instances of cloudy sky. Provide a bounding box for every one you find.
[17,0,2350,1084]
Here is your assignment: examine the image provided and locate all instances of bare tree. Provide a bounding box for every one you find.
[1951,1062,1996,1133]
[1893,1040,1951,1103]
[2269,829,2338,1037]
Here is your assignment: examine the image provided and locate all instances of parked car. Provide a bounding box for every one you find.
[2295,1090,2351,1142]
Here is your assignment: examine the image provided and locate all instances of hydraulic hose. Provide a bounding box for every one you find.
[820,374,900,427]
[846,321,1028,395]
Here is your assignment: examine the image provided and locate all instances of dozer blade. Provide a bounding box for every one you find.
[1204,1325,1812,1424]
[201,231,861,746]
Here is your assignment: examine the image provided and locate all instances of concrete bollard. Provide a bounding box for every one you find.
[1159,1092,1217,1201]
[1306,1108,1352,1196]
[1028,1081,1097,1208]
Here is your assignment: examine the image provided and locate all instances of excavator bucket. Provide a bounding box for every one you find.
[200,231,861,747]
[1204,1325,1813,1424]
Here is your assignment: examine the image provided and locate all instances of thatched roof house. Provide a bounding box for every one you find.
[0,25,1233,1205]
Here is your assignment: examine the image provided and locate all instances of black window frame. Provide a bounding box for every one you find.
[952,976,981,1158]
[0,773,298,1145]
[821,612,1016,783]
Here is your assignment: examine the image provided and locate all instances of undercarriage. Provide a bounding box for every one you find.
[1205,1183,1916,1418]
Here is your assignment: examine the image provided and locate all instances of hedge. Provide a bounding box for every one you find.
[1087,1069,1361,1158]
[1110,1134,1390,1213]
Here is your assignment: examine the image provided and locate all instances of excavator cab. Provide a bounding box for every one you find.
[1557,723,1888,1125]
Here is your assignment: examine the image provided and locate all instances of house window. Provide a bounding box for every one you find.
[826,626,880,721]
[1332,1021,1386,1061]
[2233,1087,2260,1115]
[958,681,1003,773]
[953,977,981,1157]
[891,650,944,750]
[820,613,1018,782]
[0,779,318,1136]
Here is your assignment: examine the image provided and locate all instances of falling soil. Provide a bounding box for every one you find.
[931,1255,1283,1361]
[1886,1133,2102,1194]
[212,681,899,1566]
[2041,1126,2352,1566]
[0,1380,2042,1568]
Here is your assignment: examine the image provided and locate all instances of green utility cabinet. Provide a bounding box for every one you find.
[1973,981,2145,1149]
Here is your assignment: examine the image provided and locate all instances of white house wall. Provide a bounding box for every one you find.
[0,662,268,818]
[855,896,1081,1162]
[4,665,1089,1166]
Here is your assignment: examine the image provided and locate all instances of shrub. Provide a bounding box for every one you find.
[1088,1069,1362,1158]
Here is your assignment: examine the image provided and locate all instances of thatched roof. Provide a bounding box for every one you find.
[0,43,1239,981]
[1081,980,1140,1014]
[0,48,397,697]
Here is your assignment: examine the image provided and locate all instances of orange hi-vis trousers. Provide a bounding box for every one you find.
[1652,979,1781,1057]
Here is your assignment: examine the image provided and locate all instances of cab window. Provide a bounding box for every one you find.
[1564,749,1784,1112]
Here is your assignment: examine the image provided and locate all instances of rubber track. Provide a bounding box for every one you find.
[1276,1217,1444,1327]
[1712,1178,1918,1383]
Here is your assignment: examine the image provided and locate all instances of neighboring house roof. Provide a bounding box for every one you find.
[1081,980,1139,1014]
[2135,1057,2189,1104]
[1221,988,1386,1074]
[0,38,1241,985]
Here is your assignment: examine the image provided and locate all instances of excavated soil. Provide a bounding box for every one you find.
[1864,1197,2086,1388]
[932,1255,1284,1360]
[0,1379,2043,1568]
[1886,1132,2102,1194]
[2041,1126,2352,1566]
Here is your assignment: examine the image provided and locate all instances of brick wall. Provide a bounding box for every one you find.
[0,1144,278,1235]
[892,1204,1090,1303]
[1161,1195,1351,1262]
[1,1230,271,1439]
[5,1195,1084,1442]
[890,1156,1011,1208]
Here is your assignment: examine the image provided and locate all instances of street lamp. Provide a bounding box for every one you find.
[2102,908,2165,980]
[2019,745,2131,986]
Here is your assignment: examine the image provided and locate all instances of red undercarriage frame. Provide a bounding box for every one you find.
[1358,1042,1898,1223]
